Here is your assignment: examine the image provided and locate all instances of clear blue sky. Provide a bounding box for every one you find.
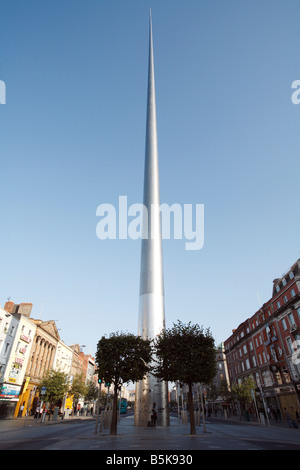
[1,0,300,356]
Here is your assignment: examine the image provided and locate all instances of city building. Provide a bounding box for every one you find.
[17,318,61,416]
[0,301,96,419]
[0,306,13,377]
[53,340,73,376]
[0,303,37,418]
[224,258,300,421]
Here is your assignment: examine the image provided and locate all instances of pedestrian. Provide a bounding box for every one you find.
[90,406,93,416]
[34,405,40,419]
[151,402,157,427]
[276,408,281,421]
[284,408,293,428]
[18,403,25,417]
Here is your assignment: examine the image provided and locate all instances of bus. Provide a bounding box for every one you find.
[119,398,127,414]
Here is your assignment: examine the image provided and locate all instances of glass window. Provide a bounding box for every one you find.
[282,318,287,330]
[286,337,294,354]
[288,313,295,326]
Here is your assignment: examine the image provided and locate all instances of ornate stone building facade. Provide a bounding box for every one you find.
[15,319,60,416]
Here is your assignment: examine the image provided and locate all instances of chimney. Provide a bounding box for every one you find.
[4,301,14,313]
[4,301,33,317]
[18,303,33,317]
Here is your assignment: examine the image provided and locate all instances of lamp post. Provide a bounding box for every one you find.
[94,378,102,434]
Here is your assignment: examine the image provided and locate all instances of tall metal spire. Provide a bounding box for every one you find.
[134,12,169,428]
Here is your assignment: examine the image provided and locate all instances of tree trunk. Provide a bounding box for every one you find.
[110,383,118,435]
[188,382,196,435]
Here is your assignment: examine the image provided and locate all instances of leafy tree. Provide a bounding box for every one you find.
[218,378,232,402]
[154,321,216,435]
[206,382,219,402]
[69,373,87,412]
[38,369,69,406]
[84,380,98,402]
[232,376,256,407]
[95,332,152,435]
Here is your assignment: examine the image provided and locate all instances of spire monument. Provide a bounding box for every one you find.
[134,12,169,428]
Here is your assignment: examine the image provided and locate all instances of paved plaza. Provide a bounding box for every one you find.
[0,412,300,453]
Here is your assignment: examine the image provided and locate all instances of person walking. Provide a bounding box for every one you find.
[151,403,157,427]
[18,403,25,417]
[34,405,40,419]
[284,408,293,428]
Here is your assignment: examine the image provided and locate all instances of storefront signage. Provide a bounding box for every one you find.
[0,383,21,400]
[20,334,31,344]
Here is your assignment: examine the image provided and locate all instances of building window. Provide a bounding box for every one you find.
[262,370,273,387]
[290,272,295,280]
[243,344,247,354]
[286,337,294,355]
[288,313,296,327]
[282,318,287,331]
[252,355,257,367]
[277,301,281,309]
[249,341,253,351]
[283,278,287,287]
[297,308,300,320]
[291,289,296,297]
[4,342,10,356]
[282,366,291,383]
[283,295,288,304]
[276,285,280,293]
[245,358,250,370]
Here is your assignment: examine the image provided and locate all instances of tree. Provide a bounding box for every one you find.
[85,380,98,403]
[38,369,69,407]
[218,378,232,402]
[232,376,256,409]
[69,373,87,412]
[154,321,216,435]
[95,332,152,435]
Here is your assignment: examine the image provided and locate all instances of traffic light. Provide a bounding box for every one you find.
[106,382,110,387]
[98,378,102,384]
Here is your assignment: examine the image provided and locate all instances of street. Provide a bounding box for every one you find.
[0,412,300,453]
